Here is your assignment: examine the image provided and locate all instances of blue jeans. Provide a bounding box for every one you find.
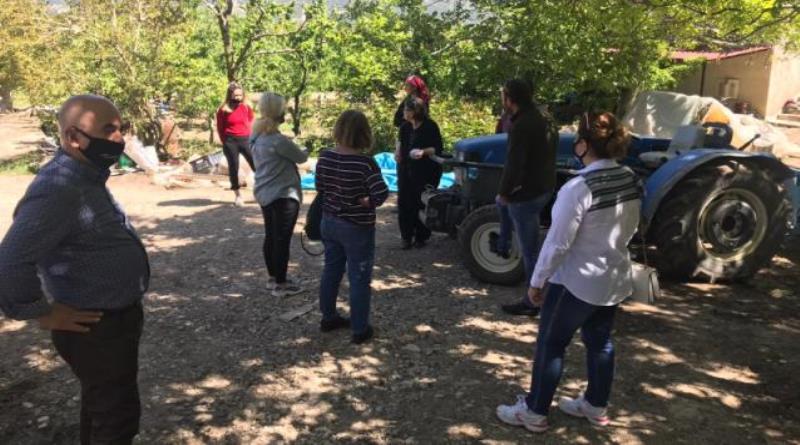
[525,284,618,415]
[319,214,376,335]
[495,202,513,255]
[507,193,551,306]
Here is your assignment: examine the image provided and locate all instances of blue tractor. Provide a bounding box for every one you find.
[421,126,800,285]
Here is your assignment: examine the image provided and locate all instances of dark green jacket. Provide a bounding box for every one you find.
[498,106,557,202]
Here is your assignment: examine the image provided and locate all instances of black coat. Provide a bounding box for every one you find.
[498,106,557,202]
[397,118,443,187]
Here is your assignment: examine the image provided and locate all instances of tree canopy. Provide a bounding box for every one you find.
[1,0,798,148]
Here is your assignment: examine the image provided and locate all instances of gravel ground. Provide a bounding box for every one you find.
[0,173,799,445]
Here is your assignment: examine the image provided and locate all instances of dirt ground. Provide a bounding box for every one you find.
[0,172,799,445]
[0,111,47,161]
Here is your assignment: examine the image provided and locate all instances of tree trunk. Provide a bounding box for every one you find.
[292,94,302,137]
[0,87,13,113]
[616,87,637,117]
[291,63,309,137]
[208,114,216,145]
[212,0,236,82]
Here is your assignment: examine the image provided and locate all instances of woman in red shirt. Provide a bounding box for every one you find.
[216,82,256,206]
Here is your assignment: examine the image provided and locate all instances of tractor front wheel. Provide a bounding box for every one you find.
[458,205,525,285]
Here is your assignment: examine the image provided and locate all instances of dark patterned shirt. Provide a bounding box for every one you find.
[0,151,150,319]
[315,150,389,225]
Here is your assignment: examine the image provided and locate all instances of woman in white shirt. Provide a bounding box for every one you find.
[497,112,641,434]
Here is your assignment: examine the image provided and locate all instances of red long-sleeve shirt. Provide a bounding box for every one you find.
[216,104,254,142]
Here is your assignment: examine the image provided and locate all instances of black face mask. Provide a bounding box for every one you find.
[573,138,589,167]
[229,99,242,107]
[74,128,126,170]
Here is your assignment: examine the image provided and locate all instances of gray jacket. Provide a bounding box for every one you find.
[251,132,309,207]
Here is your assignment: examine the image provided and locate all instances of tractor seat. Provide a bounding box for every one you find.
[639,125,706,168]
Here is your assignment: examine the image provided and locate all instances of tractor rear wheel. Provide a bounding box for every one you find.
[458,205,525,285]
[650,159,790,281]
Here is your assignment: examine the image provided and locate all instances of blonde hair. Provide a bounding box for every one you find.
[251,92,286,136]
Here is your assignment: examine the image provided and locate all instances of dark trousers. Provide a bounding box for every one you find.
[397,171,435,243]
[261,198,300,283]
[319,214,376,335]
[507,192,551,307]
[525,284,618,415]
[495,201,513,254]
[51,303,144,445]
[222,135,255,190]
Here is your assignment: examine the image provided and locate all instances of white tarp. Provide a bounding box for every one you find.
[623,91,715,138]
[624,91,800,166]
[123,136,159,173]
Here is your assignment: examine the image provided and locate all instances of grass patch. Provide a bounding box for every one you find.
[0,151,46,175]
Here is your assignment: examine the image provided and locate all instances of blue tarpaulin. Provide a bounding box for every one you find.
[301,152,454,192]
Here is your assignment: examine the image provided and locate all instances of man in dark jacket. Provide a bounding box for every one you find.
[0,95,149,444]
[496,79,557,316]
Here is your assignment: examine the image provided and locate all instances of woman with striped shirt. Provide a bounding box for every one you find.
[315,110,389,344]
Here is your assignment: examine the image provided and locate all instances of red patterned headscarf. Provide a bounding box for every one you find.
[404,75,430,105]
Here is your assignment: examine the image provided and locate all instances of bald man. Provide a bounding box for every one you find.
[0,95,149,444]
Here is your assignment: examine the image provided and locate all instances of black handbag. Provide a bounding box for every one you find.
[305,192,323,241]
[301,192,325,256]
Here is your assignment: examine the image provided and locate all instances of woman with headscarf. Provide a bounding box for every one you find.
[393,74,430,128]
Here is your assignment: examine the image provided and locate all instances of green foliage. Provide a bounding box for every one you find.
[430,97,496,151]
[163,8,227,121]
[0,151,46,175]
[295,93,495,156]
[292,94,397,155]
[4,0,800,151]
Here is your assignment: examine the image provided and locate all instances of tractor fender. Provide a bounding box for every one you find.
[642,149,794,228]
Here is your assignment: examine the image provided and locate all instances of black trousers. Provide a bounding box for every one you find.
[397,171,435,243]
[222,135,255,190]
[51,303,144,445]
[261,198,300,283]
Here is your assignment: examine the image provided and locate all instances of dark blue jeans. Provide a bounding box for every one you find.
[525,284,618,415]
[507,193,551,307]
[495,201,513,255]
[319,214,376,335]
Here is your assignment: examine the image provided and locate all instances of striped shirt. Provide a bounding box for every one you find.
[530,159,641,306]
[315,150,390,225]
[582,166,642,213]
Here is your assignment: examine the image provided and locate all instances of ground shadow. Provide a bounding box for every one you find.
[2,190,799,444]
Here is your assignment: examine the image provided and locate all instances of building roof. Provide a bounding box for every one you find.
[671,46,771,62]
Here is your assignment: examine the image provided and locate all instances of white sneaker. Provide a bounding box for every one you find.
[496,394,549,433]
[558,394,610,426]
[234,195,244,207]
[271,283,305,297]
[267,277,303,290]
